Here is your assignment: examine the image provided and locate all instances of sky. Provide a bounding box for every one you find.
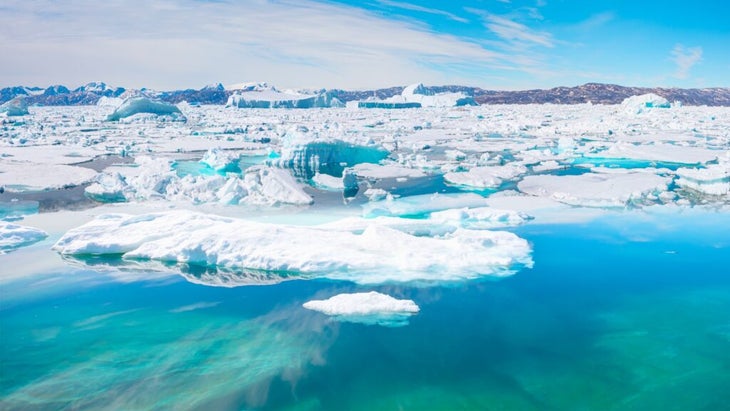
[0,0,728,90]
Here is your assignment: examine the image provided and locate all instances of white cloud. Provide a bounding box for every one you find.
[484,14,553,48]
[575,12,615,31]
[671,44,702,79]
[0,0,508,89]
[376,0,470,23]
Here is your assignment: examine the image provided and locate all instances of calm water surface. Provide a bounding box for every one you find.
[1,210,729,410]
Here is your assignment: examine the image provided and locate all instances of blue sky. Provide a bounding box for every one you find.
[0,0,727,90]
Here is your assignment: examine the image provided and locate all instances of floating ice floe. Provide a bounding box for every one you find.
[362,192,488,218]
[518,172,672,208]
[226,87,343,108]
[350,163,426,179]
[106,97,186,121]
[0,221,47,254]
[0,97,30,116]
[0,161,98,192]
[53,210,532,285]
[584,142,719,165]
[675,163,730,196]
[444,164,528,189]
[311,170,358,195]
[303,292,420,327]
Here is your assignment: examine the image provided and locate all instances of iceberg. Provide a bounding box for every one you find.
[226,87,343,109]
[622,93,672,114]
[106,97,186,121]
[0,97,30,116]
[84,172,130,203]
[357,83,476,109]
[53,210,533,285]
[272,134,389,179]
[303,292,419,327]
[199,148,241,173]
[0,221,47,254]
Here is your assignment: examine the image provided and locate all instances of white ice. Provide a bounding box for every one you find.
[199,147,241,172]
[0,161,97,192]
[226,86,343,109]
[357,83,475,108]
[518,171,672,208]
[444,164,528,189]
[621,93,672,114]
[52,210,532,284]
[303,291,419,327]
[0,221,47,254]
[0,98,30,116]
[106,97,185,122]
[362,193,488,218]
[676,163,730,196]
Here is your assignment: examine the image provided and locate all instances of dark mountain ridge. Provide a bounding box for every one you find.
[2,82,729,106]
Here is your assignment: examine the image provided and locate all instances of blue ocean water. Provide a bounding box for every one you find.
[1,210,729,410]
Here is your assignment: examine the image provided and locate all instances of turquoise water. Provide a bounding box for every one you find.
[2,211,729,410]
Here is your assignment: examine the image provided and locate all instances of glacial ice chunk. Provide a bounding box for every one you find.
[1,221,47,254]
[106,97,186,121]
[199,148,241,173]
[226,87,343,108]
[303,292,419,327]
[85,172,129,203]
[239,166,313,205]
[357,83,476,108]
[0,97,30,116]
[272,135,389,179]
[53,210,532,284]
[621,93,672,114]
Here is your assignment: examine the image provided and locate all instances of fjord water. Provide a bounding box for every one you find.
[1,210,729,410]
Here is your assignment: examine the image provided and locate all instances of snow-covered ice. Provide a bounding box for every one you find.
[518,172,672,208]
[227,86,343,109]
[357,83,475,108]
[0,161,98,192]
[303,292,419,327]
[52,210,533,284]
[0,221,47,254]
[106,97,185,121]
[0,98,30,116]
